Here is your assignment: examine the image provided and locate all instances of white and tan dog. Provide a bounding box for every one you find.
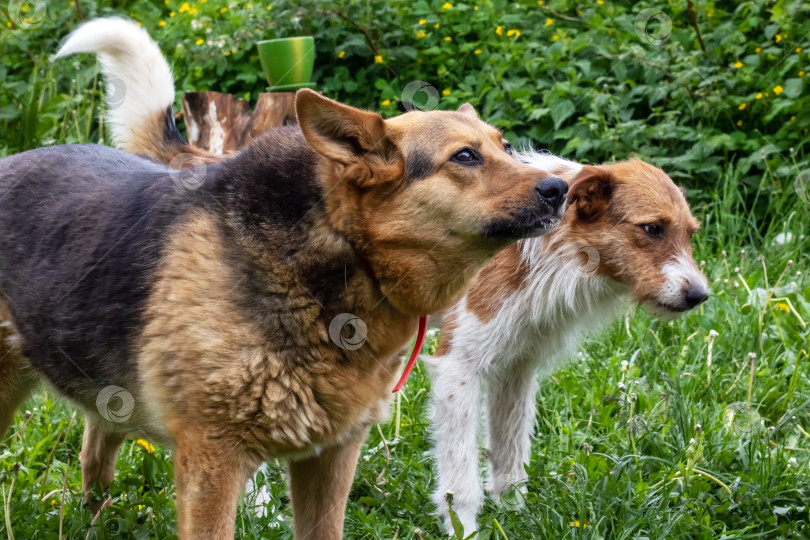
[426,153,708,534]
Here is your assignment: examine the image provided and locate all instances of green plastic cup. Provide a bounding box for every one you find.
[256,36,316,92]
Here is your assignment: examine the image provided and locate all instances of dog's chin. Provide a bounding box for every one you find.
[642,300,689,321]
[483,205,563,241]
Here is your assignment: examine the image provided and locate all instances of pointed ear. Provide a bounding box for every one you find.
[567,166,615,222]
[457,103,478,118]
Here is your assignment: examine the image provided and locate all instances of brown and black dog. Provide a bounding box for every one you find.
[0,19,568,540]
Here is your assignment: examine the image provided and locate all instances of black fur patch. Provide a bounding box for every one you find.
[404,149,434,182]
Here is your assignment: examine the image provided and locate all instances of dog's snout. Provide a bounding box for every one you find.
[535,177,568,209]
[684,287,709,309]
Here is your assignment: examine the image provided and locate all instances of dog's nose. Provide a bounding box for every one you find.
[535,177,568,209]
[684,287,708,309]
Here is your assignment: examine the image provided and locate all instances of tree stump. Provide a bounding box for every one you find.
[180,91,297,155]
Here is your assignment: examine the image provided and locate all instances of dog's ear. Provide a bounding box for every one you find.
[567,166,615,222]
[295,89,402,186]
[457,103,478,118]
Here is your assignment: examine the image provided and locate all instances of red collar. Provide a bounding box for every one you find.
[351,244,428,393]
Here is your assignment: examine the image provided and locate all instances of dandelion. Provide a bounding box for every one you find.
[755,47,762,53]
[179,2,190,12]
[552,34,559,41]
[443,88,451,96]
[776,302,790,313]
[474,6,478,10]
[374,55,383,63]
[597,0,603,4]
[170,11,176,16]
[734,61,743,68]
[775,34,782,43]
[434,23,440,29]
[338,50,345,58]
[756,92,763,99]
[442,2,452,9]
[6,21,11,28]
[136,439,155,453]
[496,25,503,35]
[189,8,198,15]
[138,504,145,511]
[220,7,226,13]
[569,520,589,528]
[537,0,543,4]
[545,17,553,26]
[507,29,520,37]
[419,19,426,25]
[791,116,796,121]
[474,49,482,54]
[246,3,253,8]
[773,85,784,95]
[797,47,803,53]
[800,71,805,77]
[136,21,142,27]
[196,38,204,45]
[707,9,714,17]
[739,103,746,110]
[381,99,391,106]
[159,20,167,26]
[444,36,452,41]
[267,4,271,8]
[415,31,426,39]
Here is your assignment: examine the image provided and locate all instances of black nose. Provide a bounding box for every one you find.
[535,177,568,209]
[684,287,709,309]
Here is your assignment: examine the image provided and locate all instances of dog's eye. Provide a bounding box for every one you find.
[642,223,664,238]
[450,148,481,165]
[504,143,513,155]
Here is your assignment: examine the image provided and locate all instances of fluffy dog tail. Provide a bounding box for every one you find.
[55,17,213,164]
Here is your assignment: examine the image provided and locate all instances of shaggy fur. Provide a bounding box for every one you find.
[1,21,569,538]
[426,151,709,534]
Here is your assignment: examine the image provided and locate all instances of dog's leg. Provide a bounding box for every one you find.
[173,428,253,540]
[485,360,539,500]
[428,355,483,535]
[288,436,365,540]
[0,352,38,441]
[79,415,127,513]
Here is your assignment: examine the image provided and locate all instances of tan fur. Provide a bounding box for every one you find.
[466,243,530,323]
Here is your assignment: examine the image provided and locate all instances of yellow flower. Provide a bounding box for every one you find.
[790,116,796,122]
[756,92,763,99]
[734,61,743,68]
[179,2,189,12]
[552,34,559,41]
[188,8,197,15]
[220,7,226,12]
[444,36,452,42]
[338,50,345,58]
[196,38,204,45]
[739,103,746,110]
[442,2,452,9]
[775,34,782,43]
[545,17,553,26]
[474,49,482,54]
[374,55,383,63]
[159,20,167,26]
[800,71,806,77]
[707,9,714,17]
[442,88,451,96]
[419,19,426,25]
[138,505,145,511]
[267,4,272,9]
[474,6,478,10]
[569,520,588,528]
[737,120,743,126]
[201,0,207,3]
[170,11,176,16]
[796,47,802,53]
[776,302,790,313]
[164,0,168,3]
[224,51,230,56]
[51,499,57,506]
[507,29,520,37]
[232,48,236,54]
[136,21,142,27]
[415,31,426,39]
[434,23,440,29]
[496,25,503,35]
[537,0,543,4]
[597,0,603,4]
[381,99,391,106]
[773,85,783,95]
[70,0,74,5]
[246,3,253,8]
[136,439,155,453]
[6,21,11,27]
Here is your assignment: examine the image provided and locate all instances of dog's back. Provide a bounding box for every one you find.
[0,145,184,399]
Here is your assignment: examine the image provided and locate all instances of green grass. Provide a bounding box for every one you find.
[1,163,809,539]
